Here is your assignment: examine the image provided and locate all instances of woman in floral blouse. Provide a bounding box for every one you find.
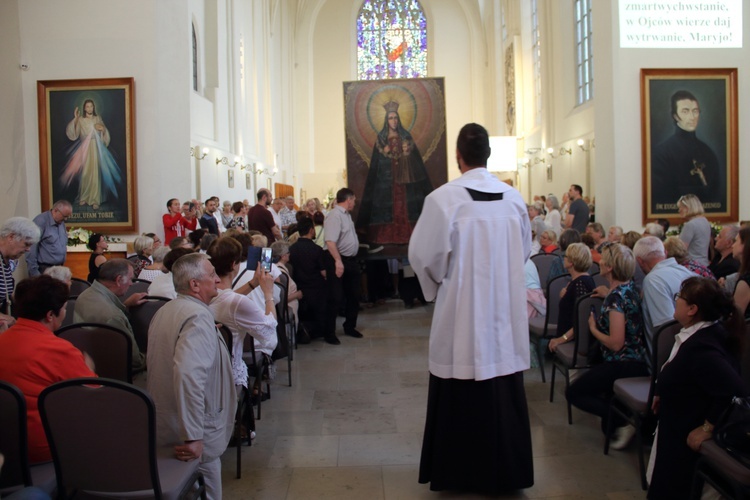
[566,243,648,449]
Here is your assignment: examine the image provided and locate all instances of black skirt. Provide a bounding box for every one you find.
[418,372,534,494]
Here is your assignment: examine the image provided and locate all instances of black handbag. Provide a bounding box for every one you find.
[713,396,750,467]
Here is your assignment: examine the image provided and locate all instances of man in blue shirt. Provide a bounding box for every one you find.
[199,198,220,235]
[27,200,72,276]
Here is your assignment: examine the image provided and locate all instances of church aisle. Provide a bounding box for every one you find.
[220,300,647,499]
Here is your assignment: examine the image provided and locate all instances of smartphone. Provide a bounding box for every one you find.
[260,247,273,272]
[246,246,262,271]
[188,201,196,211]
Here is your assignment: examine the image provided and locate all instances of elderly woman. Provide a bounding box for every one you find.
[620,231,642,250]
[221,200,234,229]
[608,226,624,243]
[528,202,547,255]
[566,243,648,449]
[663,236,715,279]
[86,233,108,283]
[732,226,750,318]
[271,241,302,330]
[207,237,277,392]
[545,195,562,236]
[43,265,73,288]
[128,235,154,277]
[137,246,170,282]
[677,194,712,266]
[648,277,747,500]
[547,229,582,285]
[538,229,559,255]
[548,243,596,352]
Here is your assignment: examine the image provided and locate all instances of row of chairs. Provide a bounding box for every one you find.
[0,378,207,499]
[69,276,152,302]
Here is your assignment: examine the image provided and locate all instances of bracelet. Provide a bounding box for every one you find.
[702,420,714,433]
[265,298,274,303]
[562,334,569,341]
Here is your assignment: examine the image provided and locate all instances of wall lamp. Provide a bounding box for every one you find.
[577,139,595,152]
[533,157,546,165]
[524,147,542,155]
[251,163,279,176]
[216,156,240,167]
[190,146,209,160]
[547,147,572,158]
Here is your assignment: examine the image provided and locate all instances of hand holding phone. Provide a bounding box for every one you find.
[260,247,273,273]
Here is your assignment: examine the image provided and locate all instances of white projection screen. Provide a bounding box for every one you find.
[620,0,742,48]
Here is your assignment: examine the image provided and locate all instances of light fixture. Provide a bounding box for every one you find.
[190,146,208,160]
[251,162,277,176]
[240,163,252,170]
[533,157,546,165]
[547,147,572,158]
[577,139,594,152]
[524,147,542,155]
[215,156,240,167]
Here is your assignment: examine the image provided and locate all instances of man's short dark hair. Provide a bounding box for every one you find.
[97,259,133,282]
[257,189,269,201]
[166,198,178,209]
[163,247,194,272]
[231,201,244,214]
[336,188,355,203]
[169,237,188,250]
[457,123,491,167]
[571,184,583,196]
[14,275,69,321]
[296,217,315,236]
[204,198,214,206]
[671,90,698,123]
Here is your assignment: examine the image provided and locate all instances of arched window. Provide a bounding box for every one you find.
[192,23,198,92]
[357,0,427,80]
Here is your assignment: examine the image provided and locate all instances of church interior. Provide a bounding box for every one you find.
[2,0,750,498]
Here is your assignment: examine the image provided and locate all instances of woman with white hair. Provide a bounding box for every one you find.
[43,265,73,287]
[128,235,154,277]
[677,194,711,266]
[0,217,41,323]
[138,246,170,282]
[528,202,548,255]
[545,195,562,236]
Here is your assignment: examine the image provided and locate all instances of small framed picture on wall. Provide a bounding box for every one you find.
[228,170,235,188]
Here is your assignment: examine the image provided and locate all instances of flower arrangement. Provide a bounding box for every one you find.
[66,227,93,247]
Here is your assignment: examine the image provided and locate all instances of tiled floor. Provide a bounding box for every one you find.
[220,300,648,499]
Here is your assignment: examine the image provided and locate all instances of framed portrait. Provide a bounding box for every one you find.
[266,178,272,191]
[37,78,138,233]
[228,170,235,188]
[641,68,738,224]
[245,173,252,190]
[343,77,447,246]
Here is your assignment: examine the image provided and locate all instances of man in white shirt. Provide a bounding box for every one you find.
[270,198,284,234]
[409,123,533,494]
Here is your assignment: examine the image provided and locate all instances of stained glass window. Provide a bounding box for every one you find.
[357,0,427,80]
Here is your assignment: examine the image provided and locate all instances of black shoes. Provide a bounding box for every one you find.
[345,329,364,338]
[325,335,341,345]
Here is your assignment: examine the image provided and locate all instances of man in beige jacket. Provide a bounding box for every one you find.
[146,253,233,499]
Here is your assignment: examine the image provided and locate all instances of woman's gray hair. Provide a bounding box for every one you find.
[0,217,41,243]
[547,195,560,210]
[134,235,154,255]
[43,265,72,283]
[270,240,290,260]
[152,246,170,264]
[172,253,211,293]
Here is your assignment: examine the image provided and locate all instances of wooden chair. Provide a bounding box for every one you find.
[549,294,604,424]
[56,323,133,383]
[603,320,680,490]
[529,274,571,382]
[0,381,56,497]
[39,378,206,499]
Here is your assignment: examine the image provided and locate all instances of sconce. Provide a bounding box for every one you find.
[216,156,240,167]
[519,158,531,169]
[190,146,208,160]
[547,147,572,159]
[240,163,252,170]
[524,147,542,155]
[532,157,546,165]
[577,139,594,152]
[251,163,279,176]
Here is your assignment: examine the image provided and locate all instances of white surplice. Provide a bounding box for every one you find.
[408,167,532,381]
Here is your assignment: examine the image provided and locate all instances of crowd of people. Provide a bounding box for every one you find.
[526,189,750,499]
[0,186,367,499]
[0,138,749,497]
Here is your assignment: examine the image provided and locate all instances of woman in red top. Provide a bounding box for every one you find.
[0,276,96,463]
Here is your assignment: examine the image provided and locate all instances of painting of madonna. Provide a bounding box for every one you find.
[357,100,433,244]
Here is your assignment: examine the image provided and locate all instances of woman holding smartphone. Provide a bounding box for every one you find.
[565,243,648,449]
